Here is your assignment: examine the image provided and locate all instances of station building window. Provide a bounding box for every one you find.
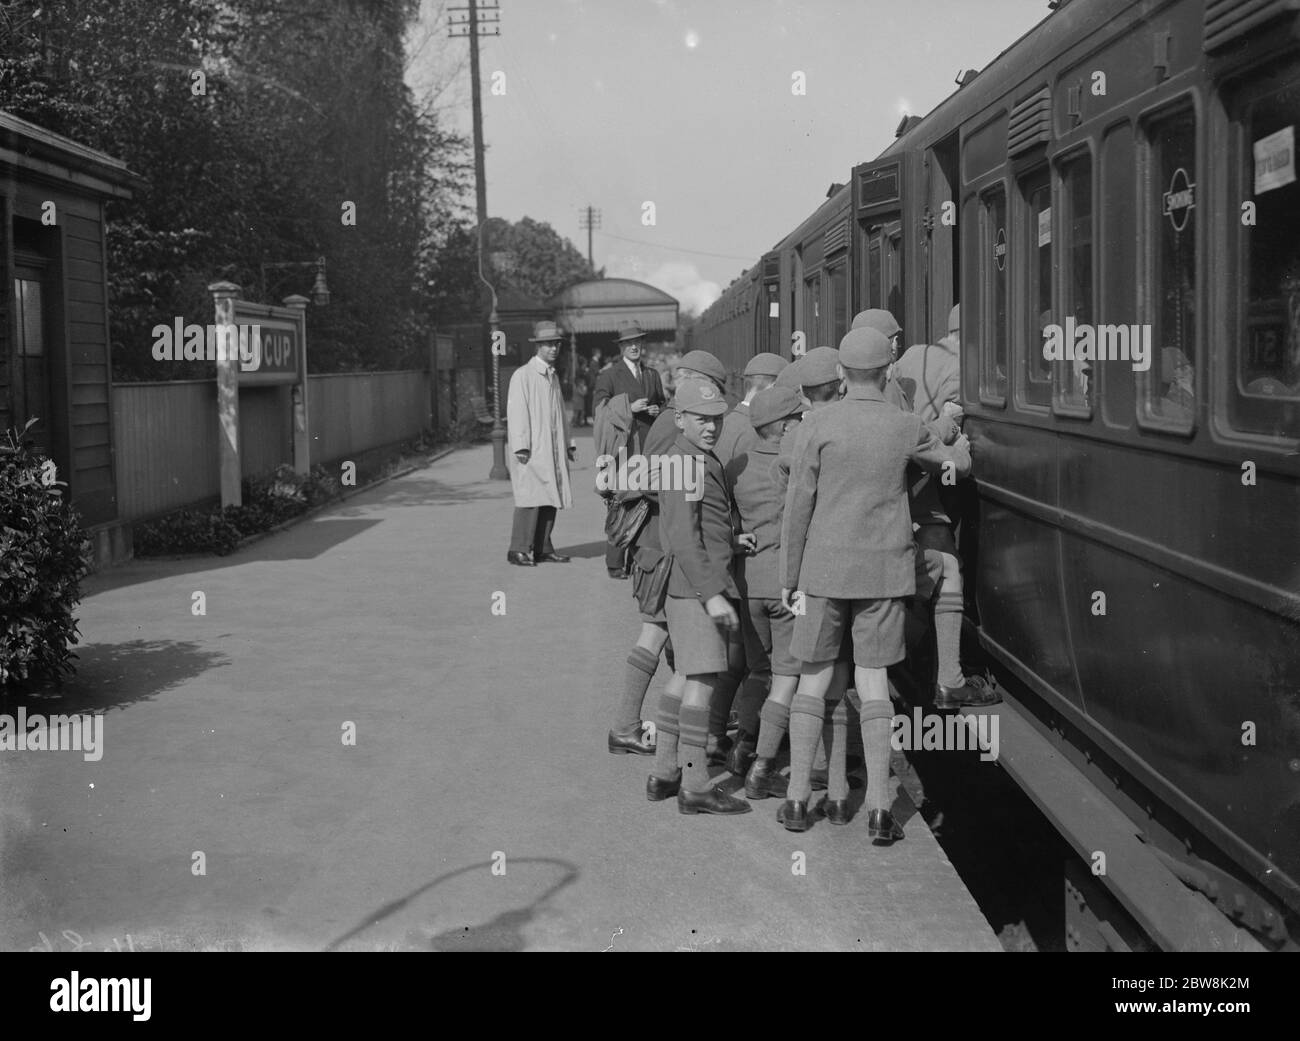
[1020,171,1052,408]
[980,186,1008,402]
[1229,64,1300,440]
[1140,106,1197,431]
[1056,154,1093,413]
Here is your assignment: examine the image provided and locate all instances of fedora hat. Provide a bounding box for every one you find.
[616,320,647,343]
[530,320,565,343]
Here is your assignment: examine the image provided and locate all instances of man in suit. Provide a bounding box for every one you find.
[778,327,972,838]
[594,320,666,577]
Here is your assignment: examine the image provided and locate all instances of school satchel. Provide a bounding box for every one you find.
[604,496,650,549]
[634,553,673,617]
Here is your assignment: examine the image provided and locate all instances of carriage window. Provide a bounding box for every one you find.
[1022,173,1052,407]
[980,187,1008,402]
[1230,68,1300,439]
[1141,108,1197,430]
[1056,155,1094,412]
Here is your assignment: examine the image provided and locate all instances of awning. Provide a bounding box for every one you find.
[555,304,678,335]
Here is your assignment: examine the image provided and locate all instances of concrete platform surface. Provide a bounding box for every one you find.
[0,438,1000,952]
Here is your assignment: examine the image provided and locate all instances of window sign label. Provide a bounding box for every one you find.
[1254,125,1295,195]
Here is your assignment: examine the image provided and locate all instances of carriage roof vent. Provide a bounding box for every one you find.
[895,114,922,138]
[826,182,845,198]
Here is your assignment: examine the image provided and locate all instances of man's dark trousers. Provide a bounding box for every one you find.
[510,506,557,557]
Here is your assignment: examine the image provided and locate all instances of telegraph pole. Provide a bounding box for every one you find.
[449,1,499,225]
[578,205,601,271]
[450,2,506,479]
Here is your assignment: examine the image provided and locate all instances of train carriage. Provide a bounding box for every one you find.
[697,0,1300,949]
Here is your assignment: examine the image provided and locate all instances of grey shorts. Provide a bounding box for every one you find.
[741,598,800,677]
[665,595,735,676]
[792,595,905,669]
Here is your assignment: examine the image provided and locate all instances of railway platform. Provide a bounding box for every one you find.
[0,434,1000,952]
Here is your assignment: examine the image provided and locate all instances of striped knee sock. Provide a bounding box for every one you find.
[858,699,896,812]
[616,646,660,731]
[678,704,712,792]
[653,687,682,782]
[787,694,824,803]
[755,699,790,759]
[935,590,965,689]
[823,697,849,801]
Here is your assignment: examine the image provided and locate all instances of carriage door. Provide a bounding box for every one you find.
[852,154,910,331]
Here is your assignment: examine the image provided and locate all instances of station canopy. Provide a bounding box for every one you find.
[549,278,679,337]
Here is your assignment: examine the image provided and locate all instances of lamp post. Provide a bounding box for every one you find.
[477,220,510,480]
[259,256,331,306]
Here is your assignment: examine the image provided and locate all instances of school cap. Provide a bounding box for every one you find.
[800,345,842,386]
[673,378,728,416]
[838,327,892,370]
[676,350,727,384]
[748,386,805,429]
[851,309,901,338]
[743,352,788,378]
[773,356,804,389]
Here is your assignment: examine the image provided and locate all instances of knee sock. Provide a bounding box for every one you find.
[616,646,660,731]
[653,687,682,781]
[678,704,712,793]
[935,590,965,689]
[859,699,896,812]
[824,698,849,801]
[735,673,769,738]
[755,699,790,759]
[787,694,824,803]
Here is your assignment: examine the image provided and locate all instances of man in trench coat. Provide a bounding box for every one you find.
[506,320,576,566]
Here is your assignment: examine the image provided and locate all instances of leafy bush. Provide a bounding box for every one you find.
[135,463,346,557]
[0,420,91,689]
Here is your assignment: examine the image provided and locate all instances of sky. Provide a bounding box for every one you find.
[407,0,1051,314]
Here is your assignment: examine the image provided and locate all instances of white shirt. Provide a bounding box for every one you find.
[623,357,642,382]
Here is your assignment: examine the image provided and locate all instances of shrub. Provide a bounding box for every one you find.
[0,420,91,689]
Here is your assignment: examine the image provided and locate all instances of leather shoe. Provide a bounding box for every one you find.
[935,675,1001,709]
[819,799,852,826]
[678,786,752,815]
[744,756,782,799]
[866,808,904,844]
[725,729,757,775]
[607,568,629,579]
[536,552,570,563]
[609,725,655,755]
[706,734,733,767]
[506,551,536,566]
[777,799,811,832]
[646,773,681,801]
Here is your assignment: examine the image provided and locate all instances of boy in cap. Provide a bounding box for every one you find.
[778,327,972,838]
[852,308,912,412]
[609,351,734,757]
[714,351,788,464]
[649,379,754,815]
[894,304,998,710]
[727,385,807,797]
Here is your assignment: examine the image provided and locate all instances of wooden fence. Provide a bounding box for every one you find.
[111,370,430,522]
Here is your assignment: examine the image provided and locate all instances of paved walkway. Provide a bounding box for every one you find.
[0,437,999,951]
